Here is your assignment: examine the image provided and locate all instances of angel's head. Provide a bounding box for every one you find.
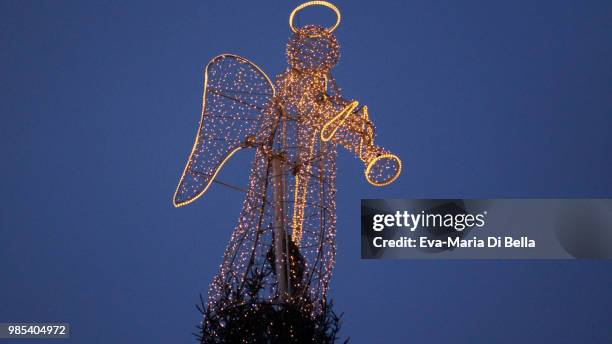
[286,25,340,72]
[286,1,341,73]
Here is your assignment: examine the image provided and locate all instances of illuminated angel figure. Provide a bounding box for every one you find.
[173,1,401,313]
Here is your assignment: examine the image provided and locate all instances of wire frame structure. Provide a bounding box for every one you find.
[173,0,401,323]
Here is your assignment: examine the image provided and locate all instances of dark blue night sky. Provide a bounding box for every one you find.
[1,1,611,343]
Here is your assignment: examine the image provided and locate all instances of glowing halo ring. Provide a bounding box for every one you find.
[365,153,402,186]
[289,1,341,33]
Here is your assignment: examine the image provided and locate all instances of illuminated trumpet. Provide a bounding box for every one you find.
[321,99,402,186]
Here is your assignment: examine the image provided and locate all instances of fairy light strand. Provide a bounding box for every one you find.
[172,0,401,324]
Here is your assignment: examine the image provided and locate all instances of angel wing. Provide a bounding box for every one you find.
[173,54,276,207]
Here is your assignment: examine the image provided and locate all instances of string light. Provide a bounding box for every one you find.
[173,1,401,322]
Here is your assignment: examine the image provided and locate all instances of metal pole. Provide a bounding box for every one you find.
[271,155,289,301]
